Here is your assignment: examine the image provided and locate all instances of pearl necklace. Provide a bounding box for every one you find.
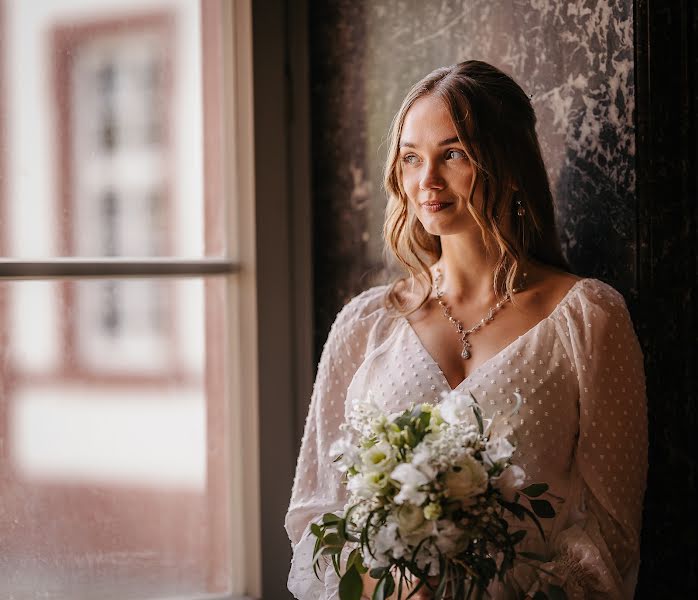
[432,267,528,360]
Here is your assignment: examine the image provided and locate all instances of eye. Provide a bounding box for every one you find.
[445,149,466,160]
[401,153,420,166]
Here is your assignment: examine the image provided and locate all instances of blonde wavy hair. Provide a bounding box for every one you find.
[383,60,571,314]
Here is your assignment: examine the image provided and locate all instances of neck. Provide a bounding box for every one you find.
[434,235,529,304]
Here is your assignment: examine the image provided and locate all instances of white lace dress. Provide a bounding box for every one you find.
[285,278,648,599]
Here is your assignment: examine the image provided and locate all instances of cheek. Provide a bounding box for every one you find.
[400,168,420,198]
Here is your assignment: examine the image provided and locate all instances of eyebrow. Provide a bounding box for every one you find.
[399,136,461,149]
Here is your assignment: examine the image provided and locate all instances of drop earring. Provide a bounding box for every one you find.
[516,195,526,217]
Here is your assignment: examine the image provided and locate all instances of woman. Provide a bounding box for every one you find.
[285,60,647,599]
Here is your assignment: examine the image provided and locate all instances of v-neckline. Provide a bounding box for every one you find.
[401,278,589,392]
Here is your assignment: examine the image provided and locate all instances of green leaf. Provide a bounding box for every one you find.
[530,498,555,518]
[472,404,484,435]
[500,499,546,540]
[521,483,549,497]
[498,499,525,520]
[372,571,395,600]
[510,529,527,544]
[338,564,363,600]
[310,523,323,538]
[434,569,448,600]
[323,513,341,524]
[346,548,359,571]
[548,584,568,600]
[324,533,342,546]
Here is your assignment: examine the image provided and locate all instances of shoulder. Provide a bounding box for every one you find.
[555,277,639,347]
[332,284,392,332]
[568,277,630,317]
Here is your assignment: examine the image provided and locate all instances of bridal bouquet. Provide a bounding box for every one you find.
[310,390,564,600]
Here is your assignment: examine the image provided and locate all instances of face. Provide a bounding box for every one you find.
[398,94,482,236]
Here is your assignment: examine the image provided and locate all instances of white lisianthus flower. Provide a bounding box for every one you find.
[347,471,389,499]
[329,437,360,471]
[483,435,515,467]
[439,390,477,425]
[391,463,431,505]
[492,464,526,502]
[410,445,434,471]
[361,440,395,473]
[445,454,488,505]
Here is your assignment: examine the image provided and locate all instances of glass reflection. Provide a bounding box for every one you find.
[0,277,231,598]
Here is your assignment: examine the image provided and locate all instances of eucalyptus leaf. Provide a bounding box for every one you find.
[501,500,545,540]
[323,513,341,524]
[310,523,323,538]
[510,529,527,544]
[530,498,555,518]
[498,499,525,520]
[521,483,549,497]
[338,565,363,600]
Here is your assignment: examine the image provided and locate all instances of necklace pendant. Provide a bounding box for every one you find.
[461,345,471,360]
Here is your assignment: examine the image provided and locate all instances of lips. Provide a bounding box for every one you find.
[422,201,453,212]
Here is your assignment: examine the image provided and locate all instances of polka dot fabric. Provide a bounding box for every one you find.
[285,278,648,599]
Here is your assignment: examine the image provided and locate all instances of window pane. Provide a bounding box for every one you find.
[0,0,228,258]
[0,276,232,598]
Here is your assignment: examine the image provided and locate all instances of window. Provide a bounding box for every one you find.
[0,1,259,598]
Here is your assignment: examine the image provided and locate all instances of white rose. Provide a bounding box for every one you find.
[395,502,426,535]
[444,454,488,505]
[492,464,526,502]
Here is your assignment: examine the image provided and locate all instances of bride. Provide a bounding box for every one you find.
[285,60,647,599]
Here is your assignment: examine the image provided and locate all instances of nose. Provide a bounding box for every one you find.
[419,160,445,191]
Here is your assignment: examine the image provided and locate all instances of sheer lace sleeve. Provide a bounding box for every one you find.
[532,280,648,599]
[285,286,388,600]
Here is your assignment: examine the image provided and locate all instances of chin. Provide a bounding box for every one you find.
[421,218,467,237]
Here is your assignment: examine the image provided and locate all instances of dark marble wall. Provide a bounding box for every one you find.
[310,0,638,350]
